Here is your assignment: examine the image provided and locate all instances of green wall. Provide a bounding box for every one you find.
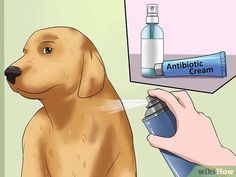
[3,0,236,177]
[1,0,4,176]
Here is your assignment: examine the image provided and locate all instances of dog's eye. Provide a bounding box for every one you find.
[42,47,53,54]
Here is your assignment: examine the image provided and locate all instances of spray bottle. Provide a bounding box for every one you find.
[141,4,164,78]
[143,95,198,177]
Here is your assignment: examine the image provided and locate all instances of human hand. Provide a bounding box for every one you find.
[147,89,236,166]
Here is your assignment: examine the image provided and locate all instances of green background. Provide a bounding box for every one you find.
[3,0,236,177]
[1,0,4,176]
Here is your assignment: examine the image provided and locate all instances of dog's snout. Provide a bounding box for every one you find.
[4,66,22,84]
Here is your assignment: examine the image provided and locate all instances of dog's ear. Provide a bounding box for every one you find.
[78,46,106,98]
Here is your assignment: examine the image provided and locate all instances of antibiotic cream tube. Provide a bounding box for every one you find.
[154,51,227,77]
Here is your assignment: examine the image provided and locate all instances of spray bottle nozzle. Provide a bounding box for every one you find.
[146,4,159,23]
[146,95,162,108]
[147,4,158,15]
[145,95,168,117]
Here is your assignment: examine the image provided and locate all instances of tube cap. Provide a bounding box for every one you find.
[146,4,159,23]
[154,63,163,76]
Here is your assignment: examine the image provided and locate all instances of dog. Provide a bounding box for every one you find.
[5,27,137,177]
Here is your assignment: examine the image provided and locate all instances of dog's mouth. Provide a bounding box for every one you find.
[17,84,62,95]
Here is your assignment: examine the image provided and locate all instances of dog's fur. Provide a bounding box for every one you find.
[6,27,136,177]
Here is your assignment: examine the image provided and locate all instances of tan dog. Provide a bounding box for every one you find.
[5,27,136,177]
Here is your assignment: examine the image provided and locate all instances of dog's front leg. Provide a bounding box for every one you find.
[21,111,51,177]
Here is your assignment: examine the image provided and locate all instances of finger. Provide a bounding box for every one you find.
[198,112,210,119]
[172,90,194,109]
[148,89,182,115]
[147,135,173,151]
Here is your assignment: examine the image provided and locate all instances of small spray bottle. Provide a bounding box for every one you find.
[141,4,164,78]
[143,95,198,177]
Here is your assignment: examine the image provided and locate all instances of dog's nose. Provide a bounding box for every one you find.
[4,66,22,84]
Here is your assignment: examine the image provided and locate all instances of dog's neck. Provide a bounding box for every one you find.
[40,95,86,130]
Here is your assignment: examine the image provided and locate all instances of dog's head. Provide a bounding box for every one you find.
[4,27,106,100]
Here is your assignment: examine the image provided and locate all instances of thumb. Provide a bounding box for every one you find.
[147,135,173,150]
